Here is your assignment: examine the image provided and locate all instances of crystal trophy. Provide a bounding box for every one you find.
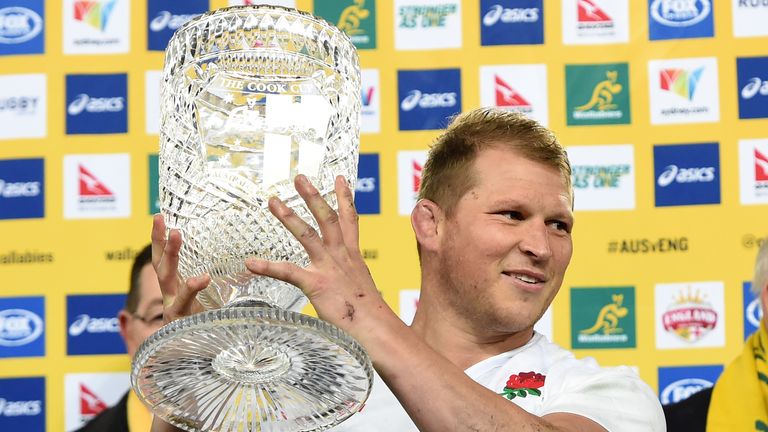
[131,6,373,431]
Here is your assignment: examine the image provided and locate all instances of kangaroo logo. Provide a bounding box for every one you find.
[338,0,369,36]
[576,70,623,112]
[580,294,628,335]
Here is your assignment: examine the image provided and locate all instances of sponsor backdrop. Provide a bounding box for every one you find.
[0,0,765,429]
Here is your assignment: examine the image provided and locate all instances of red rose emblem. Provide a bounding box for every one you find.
[500,371,546,400]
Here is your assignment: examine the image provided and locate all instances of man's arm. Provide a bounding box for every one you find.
[148,176,615,431]
[242,174,608,432]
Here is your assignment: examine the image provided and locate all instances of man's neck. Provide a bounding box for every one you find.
[410,300,535,371]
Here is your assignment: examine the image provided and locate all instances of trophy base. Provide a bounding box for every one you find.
[131,307,373,432]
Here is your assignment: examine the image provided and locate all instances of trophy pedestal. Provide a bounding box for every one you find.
[132,307,372,432]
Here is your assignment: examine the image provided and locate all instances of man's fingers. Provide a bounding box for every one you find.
[151,214,167,270]
[178,274,209,311]
[164,274,209,325]
[245,258,310,289]
[268,195,327,261]
[294,174,344,248]
[156,229,182,296]
[335,175,360,251]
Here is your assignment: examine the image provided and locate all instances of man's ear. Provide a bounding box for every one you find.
[118,309,131,342]
[411,199,443,253]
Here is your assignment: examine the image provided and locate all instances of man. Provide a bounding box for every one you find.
[152,108,665,431]
[664,241,768,431]
[77,245,161,432]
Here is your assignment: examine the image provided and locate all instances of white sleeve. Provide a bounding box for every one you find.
[541,363,666,432]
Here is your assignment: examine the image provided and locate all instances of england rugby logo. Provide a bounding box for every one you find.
[662,287,718,343]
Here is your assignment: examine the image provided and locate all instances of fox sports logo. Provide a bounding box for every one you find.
[651,0,711,27]
[661,378,714,404]
[0,309,43,347]
[0,7,43,44]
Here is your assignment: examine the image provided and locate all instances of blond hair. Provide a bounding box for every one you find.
[418,107,572,215]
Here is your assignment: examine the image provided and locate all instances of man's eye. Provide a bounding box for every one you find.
[150,314,164,324]
[548,221,570,233]
[501,211,523,220]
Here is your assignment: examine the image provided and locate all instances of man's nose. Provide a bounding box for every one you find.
[518,221,552,260]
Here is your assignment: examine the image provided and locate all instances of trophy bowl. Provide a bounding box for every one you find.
[131,5,373,431]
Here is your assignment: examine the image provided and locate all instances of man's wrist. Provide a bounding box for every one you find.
[348,298,412,365]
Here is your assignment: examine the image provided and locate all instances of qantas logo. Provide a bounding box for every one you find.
[79,384,107,417]
[578,0,611,22]
[660,67,704,101]
[756,148,768,181]
[79,165,113,197]
[412,160,423,193]
[74,0,117,32]
[495,75,532,111]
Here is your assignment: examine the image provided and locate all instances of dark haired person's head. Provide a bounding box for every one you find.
[118,244,163,358]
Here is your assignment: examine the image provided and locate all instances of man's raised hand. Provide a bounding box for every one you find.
[245,175,391,335]
[151,213,209,325]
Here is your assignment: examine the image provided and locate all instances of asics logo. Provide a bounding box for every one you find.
[657,165,715,187]
[68,314,119,336]
[400,90,456,111]
[0,180,40,198]
[150,11,197,32]
[741,77,768,100]
[483,5,539,26]
[67,94,124,115]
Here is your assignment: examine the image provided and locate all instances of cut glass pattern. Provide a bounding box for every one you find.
[131,6,371,431]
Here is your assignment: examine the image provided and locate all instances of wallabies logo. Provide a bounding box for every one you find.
[571,287,635,348]
[580,294,628,335]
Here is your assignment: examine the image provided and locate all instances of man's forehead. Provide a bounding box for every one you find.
[466,148,573,207]
[472,147,568,183]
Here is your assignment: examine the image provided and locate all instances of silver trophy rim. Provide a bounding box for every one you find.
[131,307,373,432]
[169,4,357,56]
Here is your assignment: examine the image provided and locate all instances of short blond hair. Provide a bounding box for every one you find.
[418,107,572,216]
